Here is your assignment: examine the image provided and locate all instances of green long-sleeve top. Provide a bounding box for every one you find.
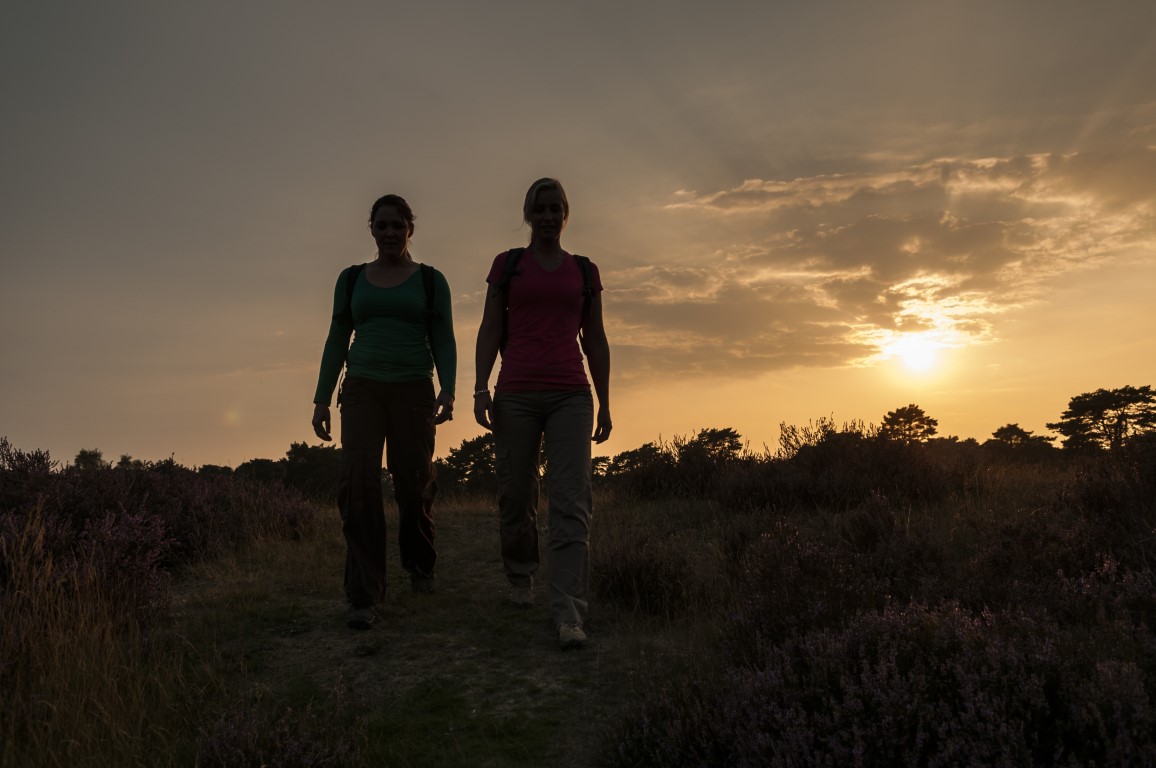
[313,264,456,405]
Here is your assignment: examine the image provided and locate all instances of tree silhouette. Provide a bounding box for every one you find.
[604,442,677,497]
[283,442,343,500]
[1046,385,1156,451]
[677,427,744,463]
[591,455,610,479]
[435,433,497,497]
[671,427,745,495]
[879,404,938,444]
[606,442,674,479]
[116,453,147,470]
[235,457,283,485]
[73,448,109,471]
[989,423,1055,448]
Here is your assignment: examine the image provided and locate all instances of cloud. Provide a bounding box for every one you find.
[605,145,1156,379]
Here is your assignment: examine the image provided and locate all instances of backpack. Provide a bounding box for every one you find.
[495,248,594,352]
[335,262,441,406]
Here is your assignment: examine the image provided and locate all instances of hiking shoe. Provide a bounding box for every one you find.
[558,622,587,649]
[345,606,376,630]
[411,573,436,594]
[505,585,534,608]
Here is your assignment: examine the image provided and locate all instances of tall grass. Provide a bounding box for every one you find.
[0,506,195,767]
[0,438,345,768]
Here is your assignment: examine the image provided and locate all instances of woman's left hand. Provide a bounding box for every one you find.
[433,391,455,424]
[592,406,613,444]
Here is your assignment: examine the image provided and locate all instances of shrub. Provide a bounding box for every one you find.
[593,532,694,618]
[715,432,962,514]
[1062,449,1156,566]
[1,439,328,644]
[0,438,340,768]
[721,522,891,664]
[610,601,1156,767]
[604,442,679,499]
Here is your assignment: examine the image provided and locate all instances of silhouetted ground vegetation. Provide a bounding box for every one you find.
[0,437,342,767]
[3,394,1156,766]
[595,421,1156,766]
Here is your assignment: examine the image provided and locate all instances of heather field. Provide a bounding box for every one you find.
[2,422,1155,767]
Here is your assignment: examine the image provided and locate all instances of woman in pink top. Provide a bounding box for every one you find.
[473,178,612,649]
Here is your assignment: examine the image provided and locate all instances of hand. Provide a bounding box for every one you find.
[473,391,494,431]
[433,391,455,425]
[312,404,332,441]
[592,406,612,444]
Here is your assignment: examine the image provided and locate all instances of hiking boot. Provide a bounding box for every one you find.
[558,622,587,649]
[345,606,376,630]
[505,585,534,608]
[411,573,436,594]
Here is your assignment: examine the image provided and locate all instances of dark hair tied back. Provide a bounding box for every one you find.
[368,194,416,234]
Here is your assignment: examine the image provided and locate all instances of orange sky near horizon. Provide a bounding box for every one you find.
[2,1,1155,469]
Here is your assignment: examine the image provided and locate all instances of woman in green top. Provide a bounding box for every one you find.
[311,194,456,630]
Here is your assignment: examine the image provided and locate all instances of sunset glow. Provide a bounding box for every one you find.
[1,1,1154,467]
[886,334,942,374]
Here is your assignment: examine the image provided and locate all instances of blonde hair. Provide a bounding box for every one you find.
[522,177,569,224]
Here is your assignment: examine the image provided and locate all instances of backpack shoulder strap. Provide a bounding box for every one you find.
[419,263,441,345]
[574,254,593,296]
[420,263,440,318]
[338,263,366,325]
[498,248,524,289]
[498,248,525,352]
[574,254,594,339]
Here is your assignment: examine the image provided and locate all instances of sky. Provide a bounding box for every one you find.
[2,0,1155,468]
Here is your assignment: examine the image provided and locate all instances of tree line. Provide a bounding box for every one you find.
[64,384,1155,501]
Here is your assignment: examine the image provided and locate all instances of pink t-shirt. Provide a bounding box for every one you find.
[486,250,603,394]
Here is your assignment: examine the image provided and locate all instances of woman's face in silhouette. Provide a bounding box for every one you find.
[370,205,412,258]
[525,187,568,241]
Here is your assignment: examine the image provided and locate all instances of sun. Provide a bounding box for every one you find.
[886,334,940,373]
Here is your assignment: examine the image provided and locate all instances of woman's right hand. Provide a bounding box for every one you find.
[312,404,332,441]
[473,391,494,431]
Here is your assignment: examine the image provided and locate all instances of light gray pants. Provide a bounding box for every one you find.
[494,390,593,628]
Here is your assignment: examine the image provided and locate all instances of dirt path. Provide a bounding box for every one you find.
[173,499,674,767]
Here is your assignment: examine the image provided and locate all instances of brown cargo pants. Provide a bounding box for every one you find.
[338,375,437,608]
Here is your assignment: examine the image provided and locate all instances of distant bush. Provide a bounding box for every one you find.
[2,456,321,576]
[434,433,498,498]
[281,442,343,501]
[591,420,1005,512]
[603,441,679,499]
[714,433,965,514]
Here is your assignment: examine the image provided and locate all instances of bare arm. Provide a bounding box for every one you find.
[473,285,503,431]
[581,292,612,443]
